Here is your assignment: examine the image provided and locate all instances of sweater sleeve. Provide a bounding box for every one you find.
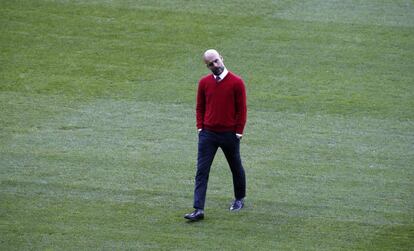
[235,79,247,134]
[196,81,205,130]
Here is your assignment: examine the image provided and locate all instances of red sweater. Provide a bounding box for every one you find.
[196,71,247,134]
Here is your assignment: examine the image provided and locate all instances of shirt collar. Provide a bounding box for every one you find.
[215,68,228,81]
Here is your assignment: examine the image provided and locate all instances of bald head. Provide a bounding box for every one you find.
[203,49,225,76]
[204,49,220,60]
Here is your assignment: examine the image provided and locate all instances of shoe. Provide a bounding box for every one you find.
[184,209,204,221]
[229,199,244,212]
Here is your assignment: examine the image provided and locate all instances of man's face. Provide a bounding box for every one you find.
[204,53,225,76]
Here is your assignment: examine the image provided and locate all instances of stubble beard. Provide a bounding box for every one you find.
[212,66,224,76]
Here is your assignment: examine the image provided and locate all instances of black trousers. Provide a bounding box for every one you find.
[193,130,246,210]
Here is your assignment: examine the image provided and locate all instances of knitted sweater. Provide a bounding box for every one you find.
[196,71,247,134]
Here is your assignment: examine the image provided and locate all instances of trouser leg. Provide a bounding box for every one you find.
[193,131,218,210]
[221,133,246,200]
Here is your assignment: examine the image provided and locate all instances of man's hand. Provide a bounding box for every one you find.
[236,133,243,139]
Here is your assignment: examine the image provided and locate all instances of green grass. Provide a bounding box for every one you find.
[1,0,413,250]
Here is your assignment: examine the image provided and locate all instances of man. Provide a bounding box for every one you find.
[184,49,247,221]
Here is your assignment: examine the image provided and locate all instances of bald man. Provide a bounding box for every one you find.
[184,49,247,221]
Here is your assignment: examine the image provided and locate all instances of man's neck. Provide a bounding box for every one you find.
[215,68,228,80]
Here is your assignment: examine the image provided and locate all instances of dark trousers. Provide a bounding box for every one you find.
[193,130,246,210]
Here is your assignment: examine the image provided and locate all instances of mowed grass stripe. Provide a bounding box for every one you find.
[1,94,412,248]
[1,0,413,119]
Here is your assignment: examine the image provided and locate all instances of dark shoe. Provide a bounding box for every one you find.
[184,209,204,221]
[229,199,244,212]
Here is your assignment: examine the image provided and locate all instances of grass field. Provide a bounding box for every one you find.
[1,0,413,250]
